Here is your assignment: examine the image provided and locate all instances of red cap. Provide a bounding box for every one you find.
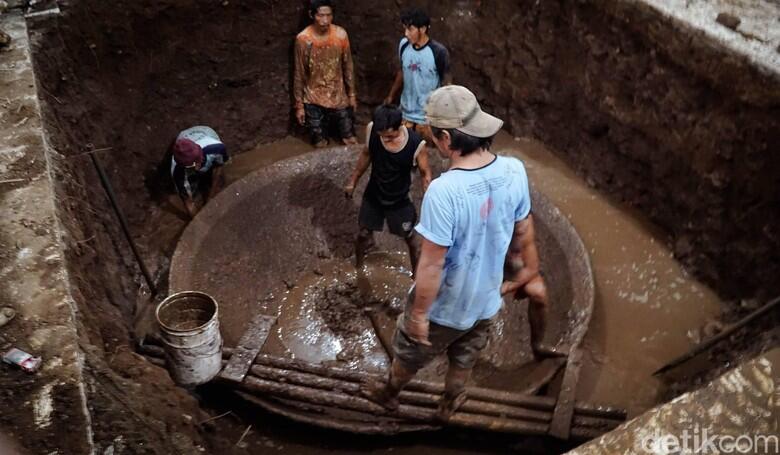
[173,139,203,167]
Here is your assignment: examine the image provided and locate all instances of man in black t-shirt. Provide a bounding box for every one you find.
[344,104,432,272]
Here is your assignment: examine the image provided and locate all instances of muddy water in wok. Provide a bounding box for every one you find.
[181,138,575,389]
[223,134,721,418]
[176,134,721,454]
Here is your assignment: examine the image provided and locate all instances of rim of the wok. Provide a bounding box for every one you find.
[170,147,595,434]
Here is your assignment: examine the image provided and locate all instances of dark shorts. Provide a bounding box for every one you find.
[304,104,354,143]
[358,196,416,238]
[392,313,495,371]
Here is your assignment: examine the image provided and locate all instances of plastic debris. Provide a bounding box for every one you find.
[2,348,43,373]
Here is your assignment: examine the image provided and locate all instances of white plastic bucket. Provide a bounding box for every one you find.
[156,291,223,386]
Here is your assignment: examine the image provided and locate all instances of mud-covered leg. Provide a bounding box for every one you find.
[355,227,373,269]
[334,107,357,145]
[436,365,471,422]
[526,278,567,358]
[404,233,421,278]
[304,104,327,147]
[360,358,416,411]
[529,297,548,350]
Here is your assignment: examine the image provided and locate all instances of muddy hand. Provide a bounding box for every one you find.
[403,315,431,346]
[500,280,523,297]
[522,275,548,306]
[295,107,305,126]
[344,183,355,199]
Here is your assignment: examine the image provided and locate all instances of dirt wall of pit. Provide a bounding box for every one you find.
[420,0,780,301]
[33,0,780,305]
[24,0,779,451]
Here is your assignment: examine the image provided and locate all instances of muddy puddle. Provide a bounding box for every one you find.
[260,252,410,373]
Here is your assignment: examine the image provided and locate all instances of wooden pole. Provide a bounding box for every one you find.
[89,152,157,295]
[245,362,619,430]
[140,344,626,423]
[235,371,607,439]
[654,295,780,376]
[145,349,619,437]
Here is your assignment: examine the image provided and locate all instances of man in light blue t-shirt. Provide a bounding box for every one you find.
[362,86,553,422]
[384,8,450,145]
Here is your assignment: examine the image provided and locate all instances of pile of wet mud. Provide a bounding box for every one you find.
[316,281,369,338]
[315,279,401,340]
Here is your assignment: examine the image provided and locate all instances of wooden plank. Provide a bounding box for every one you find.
[220,314,276,383]
[549,348,583,439]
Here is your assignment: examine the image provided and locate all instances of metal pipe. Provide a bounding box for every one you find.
[654,295,780,375]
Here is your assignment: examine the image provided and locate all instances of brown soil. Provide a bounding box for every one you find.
[11,0,777,452]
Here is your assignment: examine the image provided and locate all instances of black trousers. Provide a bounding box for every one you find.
[304,104,355,144]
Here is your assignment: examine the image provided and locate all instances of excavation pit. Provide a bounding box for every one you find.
[1,0,777,452]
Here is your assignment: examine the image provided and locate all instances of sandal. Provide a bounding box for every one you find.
[359,380,400,411]
[435,390,467,422]
[0,307,16,328]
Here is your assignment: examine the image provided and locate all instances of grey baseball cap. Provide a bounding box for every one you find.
[425,85,503,138]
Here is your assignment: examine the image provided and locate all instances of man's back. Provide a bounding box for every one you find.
[416,155,531,329]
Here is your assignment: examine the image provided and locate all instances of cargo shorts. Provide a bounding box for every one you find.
[392,312,495,372]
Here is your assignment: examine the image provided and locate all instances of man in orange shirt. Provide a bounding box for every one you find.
[294,0,358,147]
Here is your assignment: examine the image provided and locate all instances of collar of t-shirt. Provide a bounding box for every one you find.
[366,121,409,153]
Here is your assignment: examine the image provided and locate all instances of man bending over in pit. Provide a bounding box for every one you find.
[362,86,555,422]
[294,0,358,147]
[170,126,228,218]
[344,104,432,273]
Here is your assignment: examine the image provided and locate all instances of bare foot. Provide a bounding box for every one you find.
[359,380,399,411]
[314,139,329,148]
